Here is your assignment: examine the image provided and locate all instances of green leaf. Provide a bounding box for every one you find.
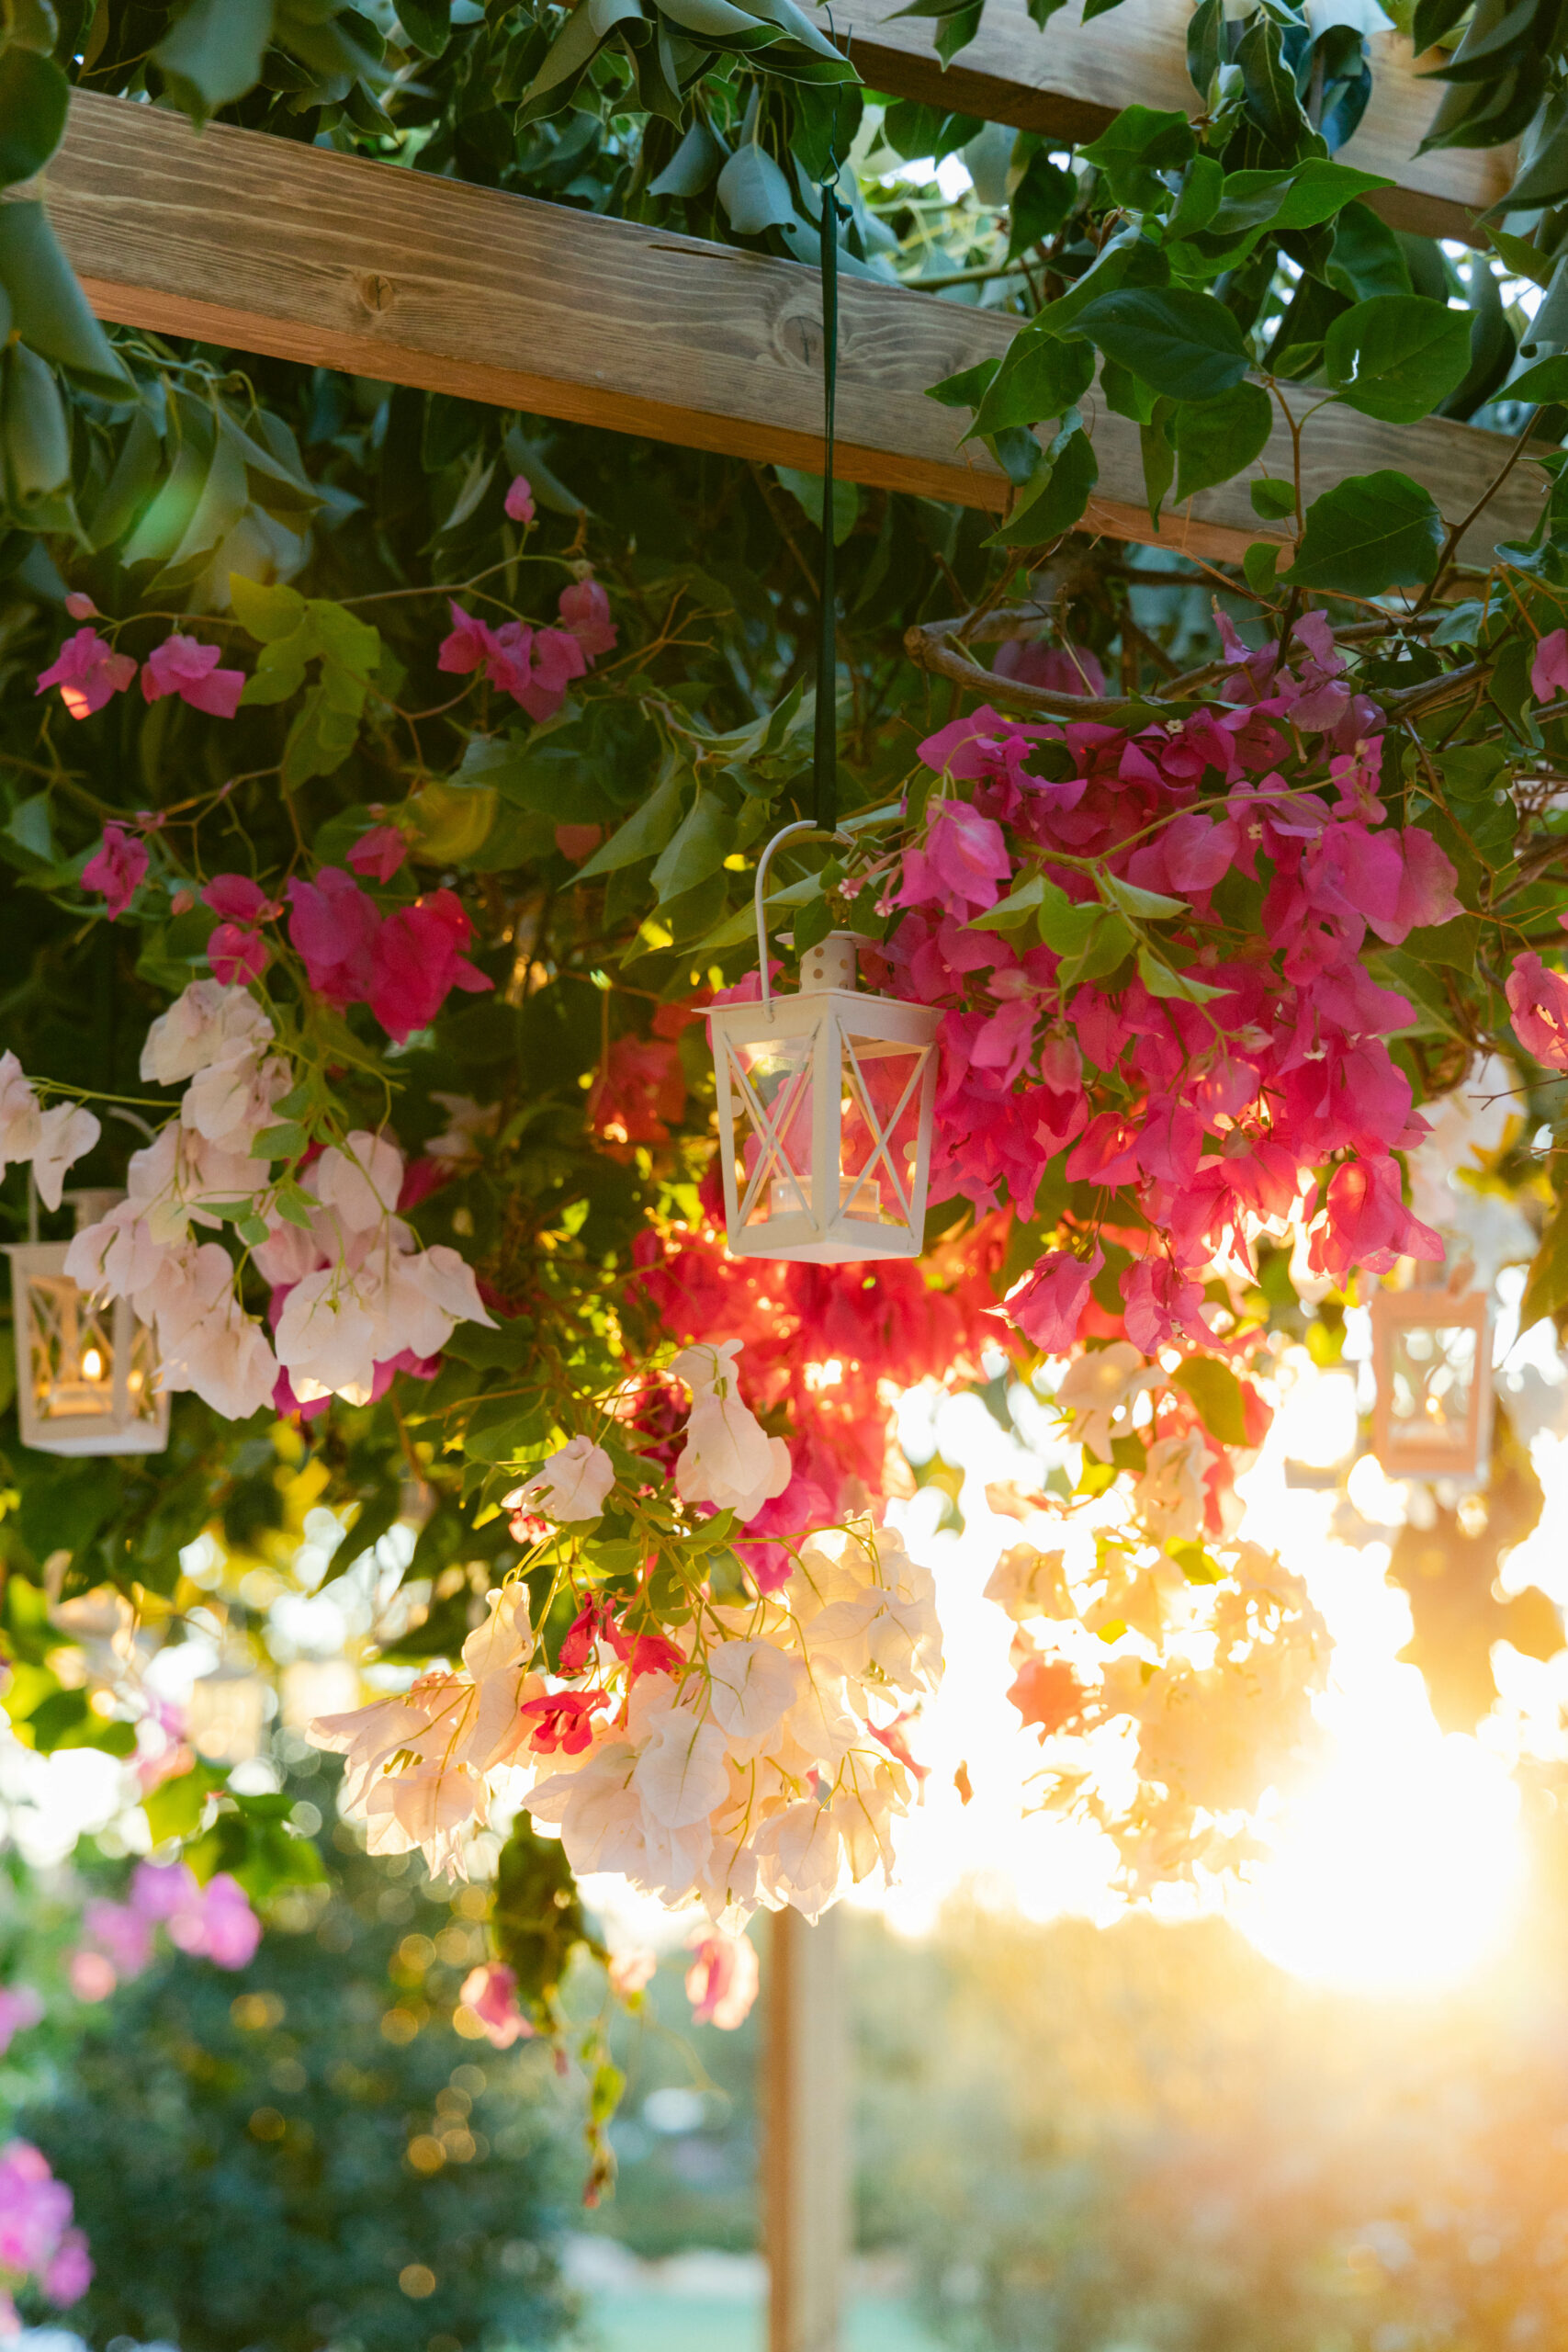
[1484,225,1554,289]
[650,787,737,901]
[0,48,68,184]
[1263,160,1393,230]
[1502,354,1568,406]
[1522,1189,1568,1329]
[971,872,1044,932]
[1250,474,1298,520]
[716,142,798,234]
[1243,539,1281,594]
[1034,877,1105,956]
[153,0,275,120]
[1164,153,1224,241]
[1326,200,1412,302]
[969,334,1095,440]
[1136,945,1228,1001]
[1324,295,1472,424]
[254,1121,309,1159]
[229,571,308,643]
[926,356,1000,410]
[1169,1355,1248,1444]
[142,1759,228,1846]
[1074,287,1250,404]
[774,466,860,544]
[1171,380,1272,503]
[577,764,688,878]
[0,202,132,399]
[649,113,729,197]
[985,416,1099,548]
[1055,908,1135,986]
[1101,872,1186,920]
[1079,106,1195,209]
[1285,469,1444,596]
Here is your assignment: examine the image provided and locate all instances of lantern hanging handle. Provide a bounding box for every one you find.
[754,820,855,1019]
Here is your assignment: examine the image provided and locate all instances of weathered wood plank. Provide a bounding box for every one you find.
[43,92,1545,566]
[818,0,1512,243]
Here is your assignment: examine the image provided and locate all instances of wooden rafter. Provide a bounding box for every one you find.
[818,0,1512,244]
[43,92,1545,565]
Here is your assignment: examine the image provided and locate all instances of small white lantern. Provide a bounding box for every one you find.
[709,824,940,1264]
[6,1189,169,1456]
[1371,1260,1494,1482]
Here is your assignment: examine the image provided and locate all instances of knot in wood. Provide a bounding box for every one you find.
[357,271,396,314]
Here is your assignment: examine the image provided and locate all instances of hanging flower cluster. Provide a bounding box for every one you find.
[0,1056,99,1211]
[311,1343,942,1920]
[874,614,1456,1354]
[62,982,491,1419]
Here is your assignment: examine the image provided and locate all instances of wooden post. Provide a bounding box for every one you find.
[764,1907,847,2352]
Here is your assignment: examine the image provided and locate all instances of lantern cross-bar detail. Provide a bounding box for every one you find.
[1370,1260,1494,1484]
[710,824,940,1265]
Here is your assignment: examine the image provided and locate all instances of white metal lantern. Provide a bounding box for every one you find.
[710,823,940,1265]
[6,1189,168,1456]
[1371,1260,1494,1481]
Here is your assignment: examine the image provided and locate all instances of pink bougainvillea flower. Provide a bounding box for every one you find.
[555,822,602,862]
[63,592,96,620]
[503,473,536,524]
[288,866,381,1006]
[82,822,150,921]
[1531,627,1568,705]
[1005,1245,1101,1353]
[513,625,587,721]
[1008,1651,1089,1741]
[519,1690,610,1756]
[558,577,617,659]
[65,1950,116,2004]
[898,802,1011,912]
[202,875,276,926]
[141,632,245,719]
[589,1034,684,1145]
[37,628,137,719]
[1506,949,1568,1070]
[368,888,491,1042]
[347,823,409,882]
[1121,1256,1207,1354]
[436,601,500,674]
[0,1989,42,2059]
[459,1961,534,2048]
[685,1929,759,2030]
[42,2227,92,2307]
[209,922,269,987]
[1307,1156,1443,1286]
[82,1897,153,1978]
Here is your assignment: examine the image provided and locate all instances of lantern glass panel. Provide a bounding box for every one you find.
[839,1031,929,1231]
[27,1268,118,1419]
[1384,1318,1478,1453]
[728,1023,818,1232]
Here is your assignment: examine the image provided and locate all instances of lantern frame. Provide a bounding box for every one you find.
[709,822,941,1265]
[1370,1260,1493,1482]
[6,1187,169,1456]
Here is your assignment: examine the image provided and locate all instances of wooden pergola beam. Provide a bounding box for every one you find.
[819,0,1512,244]
[44,93,1545,566]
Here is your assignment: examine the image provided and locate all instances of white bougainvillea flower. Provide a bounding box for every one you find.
[671,1340,790,1521]
[140,979,272,1087]
[275,1269,379,1403]
[312,1130,405,1233]
[509,1435,615,1522]
[705,1638,803,1744]
[983,1542,1075,1623]
[0,1052,100,1211]
[1055,1340,1159,1460]
[1134,1433,1211,1546]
